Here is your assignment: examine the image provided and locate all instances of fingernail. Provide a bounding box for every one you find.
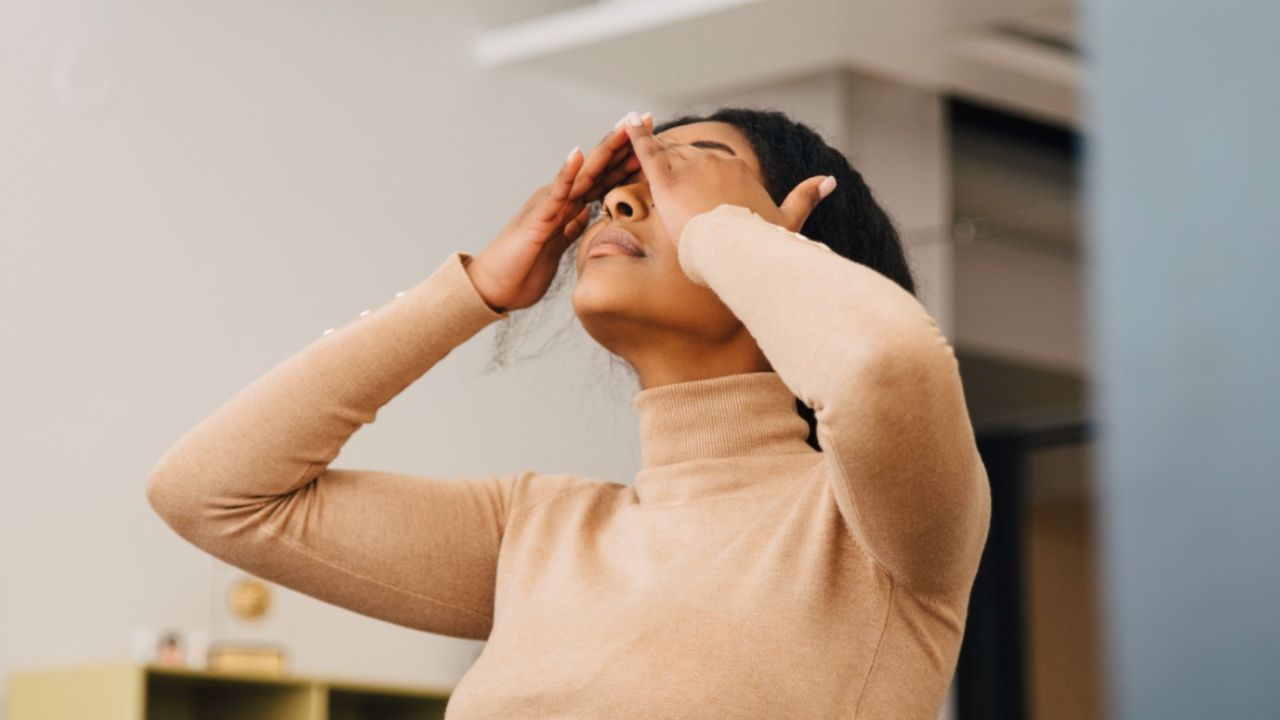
[614,115,627,130]
[640,111,652,123]
[818,176,837,198]
[566,145,580,163]
[625,111,642,127]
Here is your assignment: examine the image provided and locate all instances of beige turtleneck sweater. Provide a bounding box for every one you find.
[146,203,991,719]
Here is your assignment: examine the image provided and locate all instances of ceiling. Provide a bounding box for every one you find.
[475,0,1083,127]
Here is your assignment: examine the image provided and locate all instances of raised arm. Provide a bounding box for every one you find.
[679,204,991,597]
[146,251,539,639]
[145,123,646,636]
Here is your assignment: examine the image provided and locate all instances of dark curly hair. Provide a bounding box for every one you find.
[487,106,918,451]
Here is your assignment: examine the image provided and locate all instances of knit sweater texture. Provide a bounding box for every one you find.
[146,203,991,719]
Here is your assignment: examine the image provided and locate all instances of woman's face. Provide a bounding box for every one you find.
[571,121,768,358]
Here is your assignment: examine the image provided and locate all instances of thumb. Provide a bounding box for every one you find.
[779,175,837,232]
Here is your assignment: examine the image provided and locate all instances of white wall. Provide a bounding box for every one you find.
[0,0,647,711]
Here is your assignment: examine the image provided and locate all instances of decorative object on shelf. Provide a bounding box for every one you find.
[129,626,210,670]
[157,630,186,667]
[207,642,289,676]
[228,574,273,620]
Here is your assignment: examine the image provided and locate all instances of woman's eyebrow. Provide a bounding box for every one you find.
[685,139,738,156]
[611,138,736,186]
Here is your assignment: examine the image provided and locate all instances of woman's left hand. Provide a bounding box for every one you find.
[620,111,837,248]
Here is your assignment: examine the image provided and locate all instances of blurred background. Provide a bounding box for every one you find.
[1,1,1276,719]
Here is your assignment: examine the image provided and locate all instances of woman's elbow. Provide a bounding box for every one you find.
[145,465,200,535]
[144,444,227,537]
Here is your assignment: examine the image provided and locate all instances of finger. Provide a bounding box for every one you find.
[779,175,836,231]
[608,112,653,161]
[569,113,654,200]
[620,163,644,183]
[584,156,644,203]
[577,148,642,204]
[552,195,587,229]
[597,148,633,183]
[583,168,643,207]
[569,127,629,199]
[601,112,653,155]
[562,204,592,240]
[621,111,671,177]
[591,134,646,188]
[536,147,585,223]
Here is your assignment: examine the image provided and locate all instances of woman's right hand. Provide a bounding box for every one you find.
[465,113,653,313]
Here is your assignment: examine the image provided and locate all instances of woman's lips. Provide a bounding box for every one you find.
[586,226,645,258]
[587,243,644,258]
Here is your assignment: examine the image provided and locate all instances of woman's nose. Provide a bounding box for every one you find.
[604,183,649,222]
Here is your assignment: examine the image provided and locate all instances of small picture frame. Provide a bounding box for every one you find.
[129,626,210,669]
[156,630,186,667]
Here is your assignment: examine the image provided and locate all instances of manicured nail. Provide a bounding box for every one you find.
[818,175,837,198]
[625,111,642,127]
[614,115,626,129]
[640,111,652,124]
[566,145,580,163]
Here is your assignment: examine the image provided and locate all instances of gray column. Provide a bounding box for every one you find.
[1084,1,1280,718]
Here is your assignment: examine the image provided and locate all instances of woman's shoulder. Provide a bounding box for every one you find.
[505,468,632,521]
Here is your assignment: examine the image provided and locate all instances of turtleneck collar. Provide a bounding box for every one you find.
[631,371,817,471]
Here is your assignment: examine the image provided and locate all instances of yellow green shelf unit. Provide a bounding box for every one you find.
[7,661,451,720]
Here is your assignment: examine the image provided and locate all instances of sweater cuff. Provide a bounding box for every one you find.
[446,251,510,321]
[677,203,834,287]
[677,204,748,287]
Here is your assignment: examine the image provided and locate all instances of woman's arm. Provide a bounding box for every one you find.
[679,204,991,598]
[146,122,645,637]
[145,251,551,639]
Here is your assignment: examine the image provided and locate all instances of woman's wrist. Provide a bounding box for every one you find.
[461,254,507,314]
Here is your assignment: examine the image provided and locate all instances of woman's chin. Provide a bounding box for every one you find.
[571,282,648,321]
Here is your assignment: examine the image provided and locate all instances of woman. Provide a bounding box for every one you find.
[146,108,991,718]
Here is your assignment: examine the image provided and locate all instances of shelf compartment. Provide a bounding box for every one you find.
[145,670,315,720]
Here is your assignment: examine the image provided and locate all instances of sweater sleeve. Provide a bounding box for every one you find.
[677,204,991,597]
[145,251,545,640]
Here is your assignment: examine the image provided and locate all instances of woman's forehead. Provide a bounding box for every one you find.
[656,121,760,171]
